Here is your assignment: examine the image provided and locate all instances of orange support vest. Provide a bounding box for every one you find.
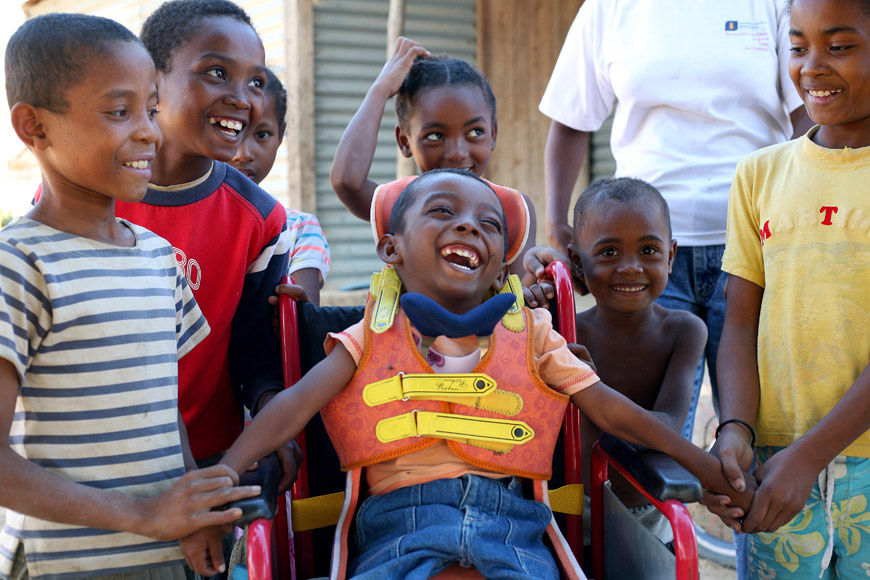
[320,296,570,481]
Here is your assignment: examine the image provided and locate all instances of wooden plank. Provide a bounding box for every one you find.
[285,0,316,213]
[476,0,583,246]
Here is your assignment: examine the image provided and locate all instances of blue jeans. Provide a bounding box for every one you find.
[350,475,559,580]
[655,244,727,440]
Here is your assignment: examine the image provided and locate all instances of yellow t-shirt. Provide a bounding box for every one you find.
[722,126,870,456]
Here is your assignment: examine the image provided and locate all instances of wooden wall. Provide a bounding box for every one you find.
[477,0,584,246]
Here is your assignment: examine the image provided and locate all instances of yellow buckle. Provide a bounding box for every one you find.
[363,373,496,406]
[370,267,401,333]
[376,411,534,445]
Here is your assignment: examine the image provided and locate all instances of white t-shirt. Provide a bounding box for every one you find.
[539,0,804,246]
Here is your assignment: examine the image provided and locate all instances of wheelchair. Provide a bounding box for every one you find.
[230,260,703,580]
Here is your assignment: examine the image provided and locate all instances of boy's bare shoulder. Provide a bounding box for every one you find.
[653,304,707,341]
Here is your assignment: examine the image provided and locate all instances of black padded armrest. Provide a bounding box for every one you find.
[598,432,703,504]
[229,452,281,526]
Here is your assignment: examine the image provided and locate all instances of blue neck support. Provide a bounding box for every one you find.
[400,292,516,338]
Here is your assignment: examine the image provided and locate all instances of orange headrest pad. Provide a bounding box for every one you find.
[370,175,530,265]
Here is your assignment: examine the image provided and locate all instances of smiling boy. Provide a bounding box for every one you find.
[113,0,293,471]
[0,13,258,580]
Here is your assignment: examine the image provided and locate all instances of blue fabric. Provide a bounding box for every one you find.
[400,293,516,338]
[747,447,870,579]
[654,244,727,439]
[349,474,559,580]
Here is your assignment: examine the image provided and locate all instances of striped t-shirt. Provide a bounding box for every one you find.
[286,209,330,281]
[0,218,209,580]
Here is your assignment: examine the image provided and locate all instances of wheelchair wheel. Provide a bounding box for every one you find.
[688,384,737,569]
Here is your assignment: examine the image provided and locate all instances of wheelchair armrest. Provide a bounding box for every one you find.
[598,432,703,504]
[229,453,281,526]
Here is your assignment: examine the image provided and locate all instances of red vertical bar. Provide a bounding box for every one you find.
[279,276,313,579]
[546,262,583,562]
[247,518,274,580]
[590,443,608,580]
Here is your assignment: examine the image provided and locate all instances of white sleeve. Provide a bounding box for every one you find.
[538,0,615,132]
[775,0,804,114]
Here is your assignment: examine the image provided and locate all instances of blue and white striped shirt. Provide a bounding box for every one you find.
[0,218,209,580]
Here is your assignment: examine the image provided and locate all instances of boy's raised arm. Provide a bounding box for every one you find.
[0,359,258,541]
[330,37,429,220]
[221,343,357,478]
[571,380,756,512]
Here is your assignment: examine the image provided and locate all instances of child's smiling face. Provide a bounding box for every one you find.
[570,199,675,315]
[789,0,870,147]
[397,85,497,177]
[155,16,266,181]
[379,172,509,315]
[230,91,282,184]
[37,42,160,203]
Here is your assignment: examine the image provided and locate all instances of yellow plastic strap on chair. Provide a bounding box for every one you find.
[497,274,525,332]
[291,492,346,532]
[547,484,584,516]
[376,411,534,445]
[370,267,401,333]
[363,373,497,406]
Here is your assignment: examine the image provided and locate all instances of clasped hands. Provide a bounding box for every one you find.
[702,429,815,535]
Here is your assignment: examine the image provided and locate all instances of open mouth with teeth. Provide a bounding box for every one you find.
[123,160,150,170]
[209,116,245,137]
[808,89,842,98]
[611,284,647,293]
[440,245,481,271]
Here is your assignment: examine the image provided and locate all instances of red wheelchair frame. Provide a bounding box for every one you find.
[243,262,702,579]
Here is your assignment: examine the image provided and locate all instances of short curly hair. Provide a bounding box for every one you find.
[5,13,140,112]
[573,177,672,239]
[264,68,287,135]
[140,0,255,73]
[395,55,496,130]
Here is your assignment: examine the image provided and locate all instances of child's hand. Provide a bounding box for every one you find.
[522,246,569,281]
[567,343,597,374]
[703,426,758,531]
[374,37,430,98]
[740,447,816,534]
[139,465,260,540]
[180,526,226,577]
[523,281,554,309]
[268,283,309,337]
[277,439,304,493]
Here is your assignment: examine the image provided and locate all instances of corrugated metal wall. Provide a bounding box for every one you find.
[313,0,476,290]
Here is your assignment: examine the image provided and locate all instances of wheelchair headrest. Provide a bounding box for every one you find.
[370,175,530,265]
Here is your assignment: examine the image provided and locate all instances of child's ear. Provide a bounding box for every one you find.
[668,239,677,274]
[11,103,49,151]
[490,118,498,150]
[395,125,413,158]
[567,243,590,296]
[490,264,510,292]
[376,233,403,265]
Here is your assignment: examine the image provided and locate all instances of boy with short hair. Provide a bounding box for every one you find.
[524,177,707,543]
[215,169,752,578]
[0,13,258,580]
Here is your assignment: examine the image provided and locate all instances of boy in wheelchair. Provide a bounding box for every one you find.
[214,169,753,579]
